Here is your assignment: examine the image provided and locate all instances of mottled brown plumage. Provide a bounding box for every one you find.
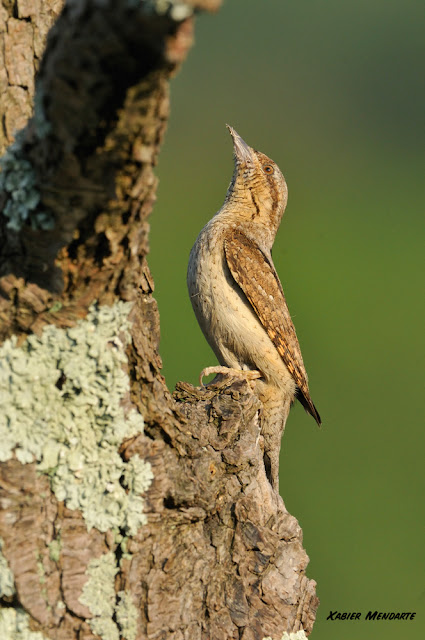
[187,125,320,488]
[223,231,320,425]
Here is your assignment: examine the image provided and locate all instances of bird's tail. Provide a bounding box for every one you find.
[296,388,321,426]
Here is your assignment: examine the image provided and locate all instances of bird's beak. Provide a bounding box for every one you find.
[226,125,254,164]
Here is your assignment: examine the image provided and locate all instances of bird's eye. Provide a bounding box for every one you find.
[263,164,274,175]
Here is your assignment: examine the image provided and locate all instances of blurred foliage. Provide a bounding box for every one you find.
[149,1,424,637]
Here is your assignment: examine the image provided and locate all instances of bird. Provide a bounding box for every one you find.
[187,125,320,489]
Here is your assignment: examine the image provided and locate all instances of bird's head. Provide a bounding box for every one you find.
[225,125,288,245]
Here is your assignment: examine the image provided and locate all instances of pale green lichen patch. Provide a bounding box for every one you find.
[80,552,117,620]
[80,552,138,640]
[0,302,153,535]
[0,131,54,232]
[47,538,61,564]
[115,591,138,640]
[0,538,15,598]
[0,608,48,640]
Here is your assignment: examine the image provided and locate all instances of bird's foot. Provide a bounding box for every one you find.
[199,366,261,390]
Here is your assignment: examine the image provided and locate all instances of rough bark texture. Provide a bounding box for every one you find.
[0,1,318,639]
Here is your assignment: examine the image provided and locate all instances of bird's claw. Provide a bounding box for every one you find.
[199,366,261,389]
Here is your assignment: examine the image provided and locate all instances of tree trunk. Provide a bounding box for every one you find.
[0,2,319,639]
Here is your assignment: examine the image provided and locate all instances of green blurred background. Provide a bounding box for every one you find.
[149,1,424,637]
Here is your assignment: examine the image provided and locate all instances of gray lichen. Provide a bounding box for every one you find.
[79,552,138,640]
[0,301,153,535]
[0,131,54,232]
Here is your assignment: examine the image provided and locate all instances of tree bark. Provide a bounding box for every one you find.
[0,2,318,639]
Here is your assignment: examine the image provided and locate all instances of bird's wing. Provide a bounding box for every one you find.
[224,231,321,425]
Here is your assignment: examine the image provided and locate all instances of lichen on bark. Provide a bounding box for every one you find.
[0,608,49,640]
[79,551,138,640]
[0,301,152,534]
